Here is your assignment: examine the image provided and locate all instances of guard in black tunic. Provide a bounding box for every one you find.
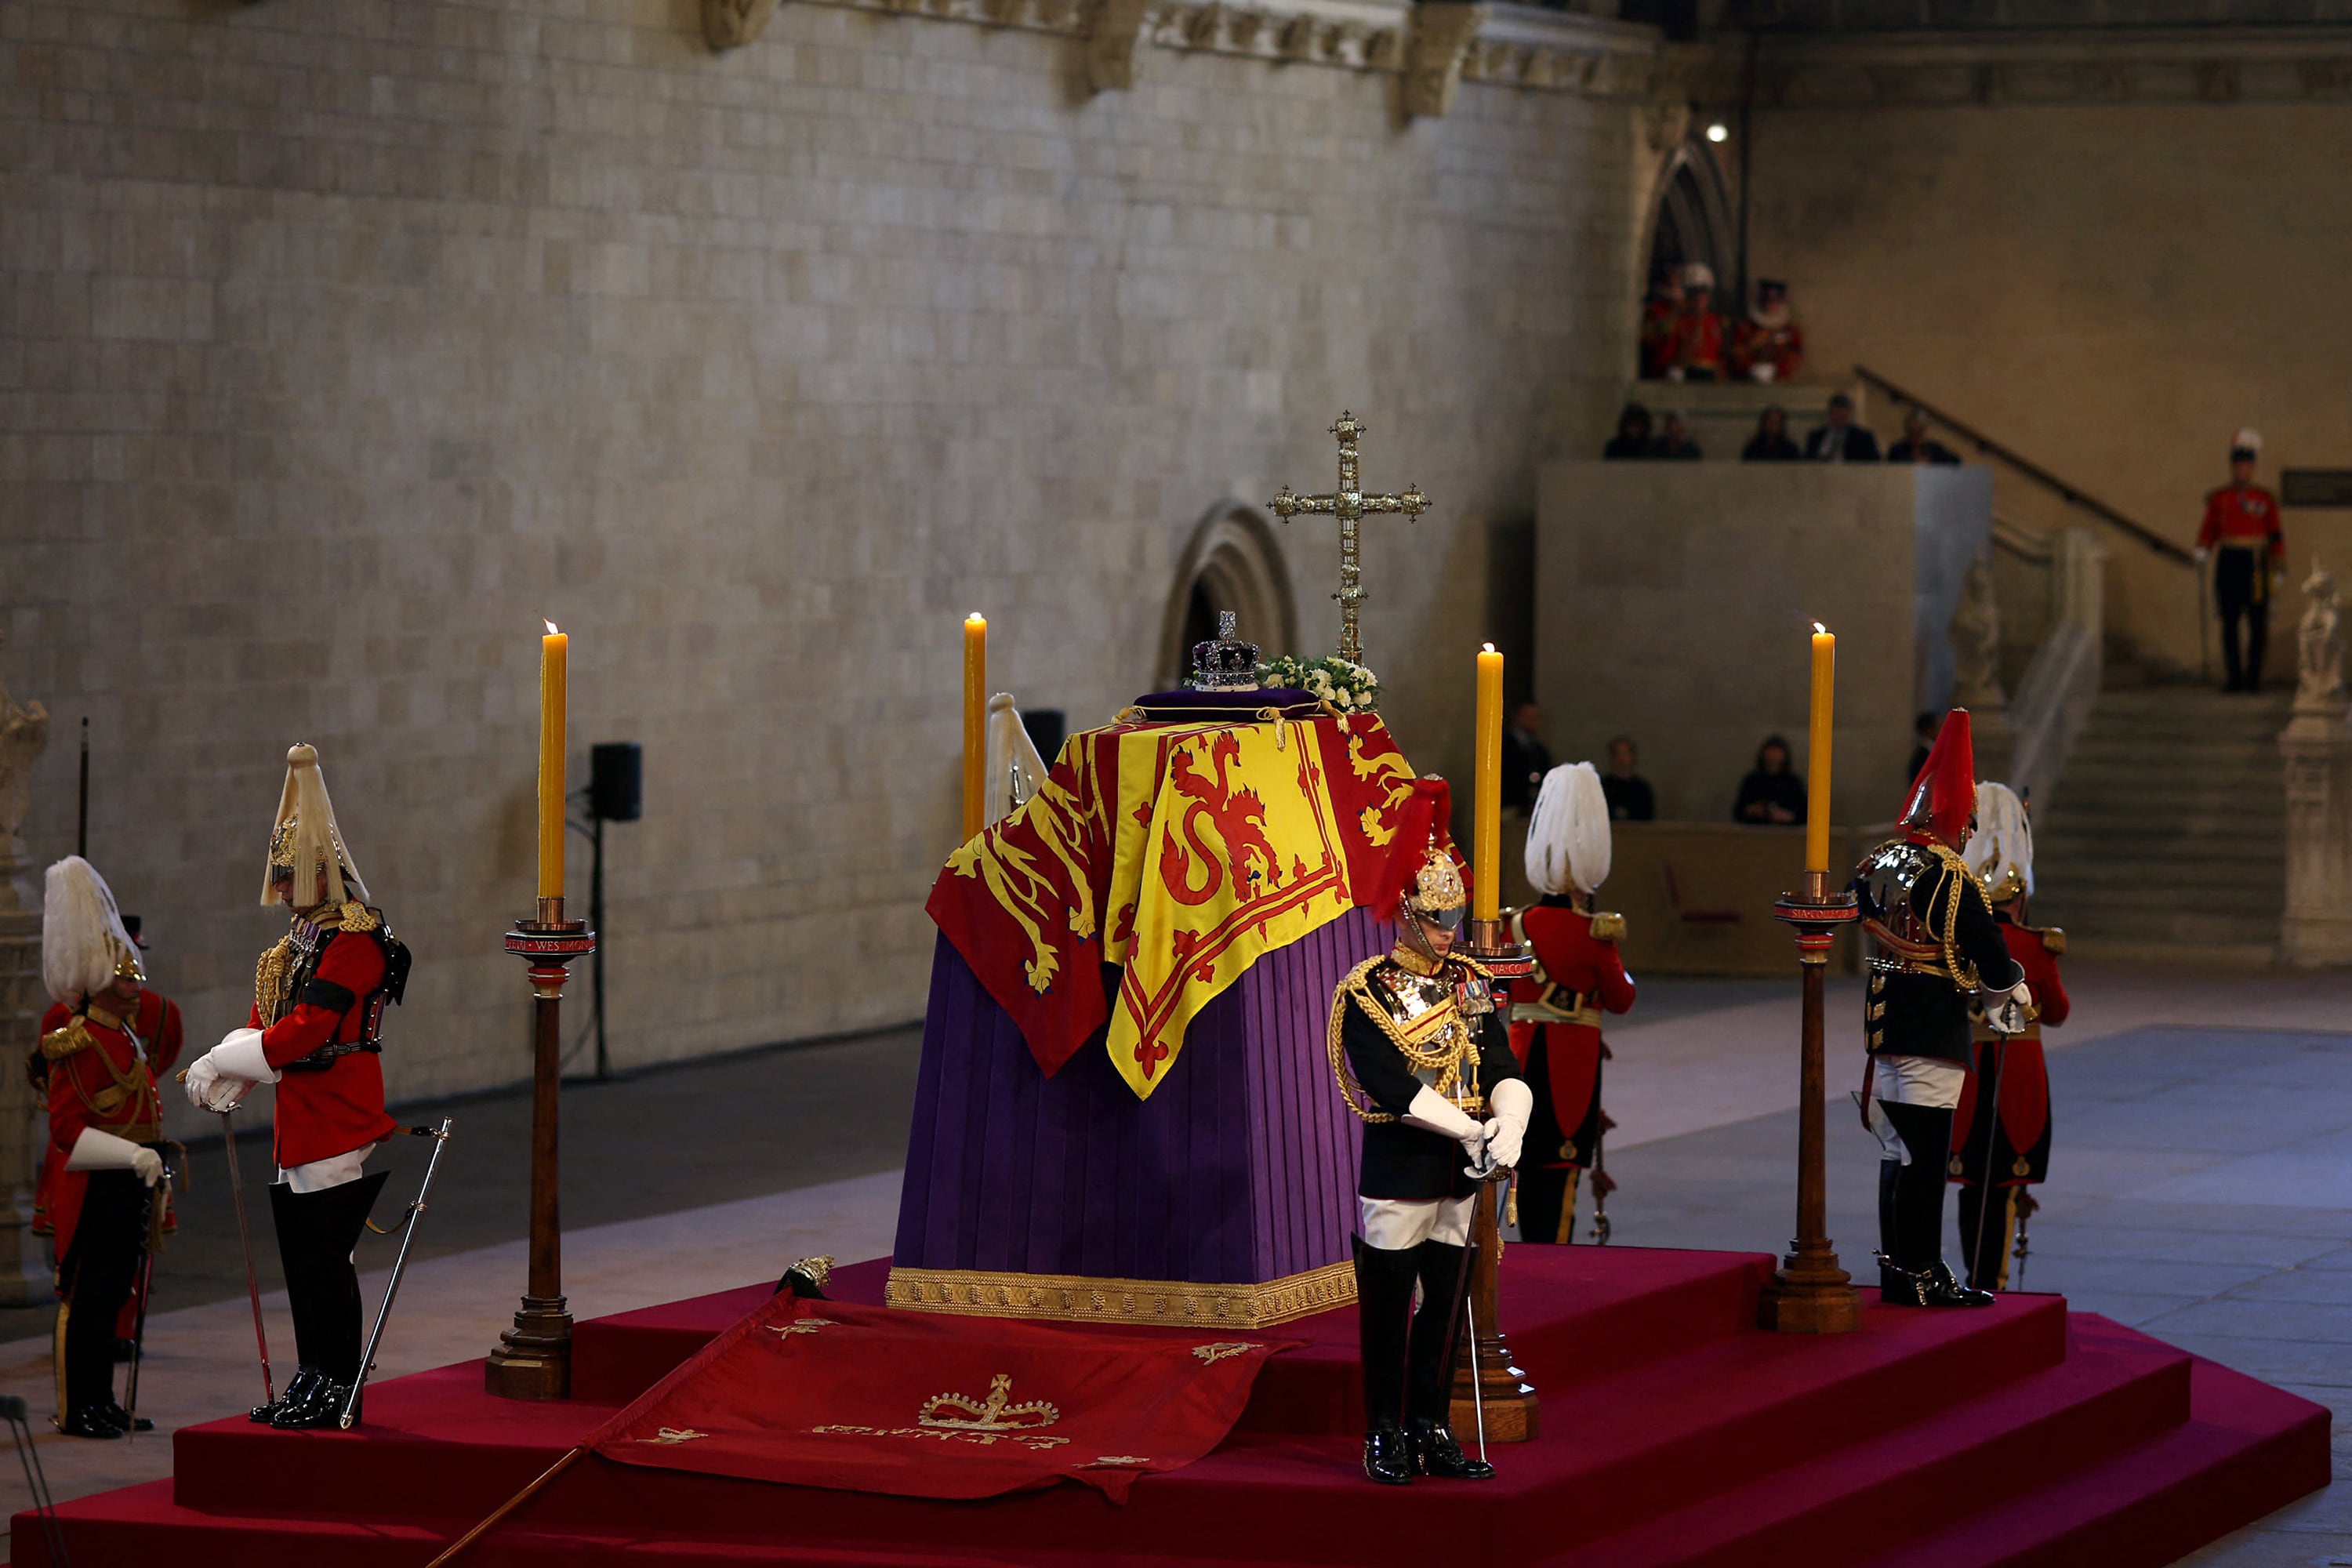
[1327,778,1531,1486]
[1852,710,2032,1308]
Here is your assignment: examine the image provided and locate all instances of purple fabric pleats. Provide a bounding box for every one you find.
[893,907,1384,1285]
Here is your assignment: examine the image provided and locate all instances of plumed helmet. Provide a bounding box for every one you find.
[1680,261,1715,292]
[42,856,142,1004]
[1524,762,1612,898]
[1900,709,1976,850]
[1963,780,2033,902]
[2231,427,2263,460]
[263,742,369,908]
[1368,776,1467,927]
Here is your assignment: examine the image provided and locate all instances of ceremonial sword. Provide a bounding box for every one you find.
[120,1147,175,1445]
[219,1109,274,1409]
[340,1120,456,1430]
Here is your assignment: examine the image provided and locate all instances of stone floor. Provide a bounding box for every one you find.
[2,961,2347,1563]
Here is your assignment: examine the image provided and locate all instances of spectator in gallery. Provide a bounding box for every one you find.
[1906,710,1936,784]
[1501,702,1554,813]
[1661,263,1725,382]
[1887,409,1961,466]
[1602,736,1656,822]
[1730,278,1805,383]
[1639,263,1682,379]
[1742,406,1802,462]
[1805,392,1882,463]
[1604,403,1655,459]
[1656,412,1703,461]
[1733,735,1807,826]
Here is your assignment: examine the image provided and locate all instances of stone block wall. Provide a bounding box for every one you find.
[0,0,1653,1112]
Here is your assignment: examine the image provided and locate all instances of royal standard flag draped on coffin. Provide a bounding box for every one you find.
[927,707,1416,1098]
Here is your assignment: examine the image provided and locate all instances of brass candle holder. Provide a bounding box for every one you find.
[1756,869,1862,1334]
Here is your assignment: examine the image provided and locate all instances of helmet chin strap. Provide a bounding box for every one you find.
[1397,909,1442,964]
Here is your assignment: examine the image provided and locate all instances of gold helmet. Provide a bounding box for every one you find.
[263,742,369,908]
[42,856,142,1003]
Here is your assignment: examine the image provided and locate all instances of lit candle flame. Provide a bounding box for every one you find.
[1481,641,1496,653]
[967,612,985,623]
[1813,621,1826,634]
[546,619,560,635]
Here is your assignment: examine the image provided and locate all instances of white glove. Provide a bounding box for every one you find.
[1485,1079,1532,1171]
[2193,545,2211,566]
[1402,1084,1485,1145]
[1751,363,1777,384]
[209,1027,280,1085]
[1665,367,1686,383]
[66,1127,163,1188]
[1983,982,2035,1037]
[183,1054,247,1112]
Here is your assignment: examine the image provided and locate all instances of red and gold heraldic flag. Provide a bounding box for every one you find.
[593,1295,1299,1502]
[926,708,1417,1098]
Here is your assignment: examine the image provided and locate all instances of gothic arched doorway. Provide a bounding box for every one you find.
[1159,503,1299,687]
[1638,139,1738,359]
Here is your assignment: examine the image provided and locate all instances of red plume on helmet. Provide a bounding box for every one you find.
[1900,708,1976,848]
[1367,777,1456,923]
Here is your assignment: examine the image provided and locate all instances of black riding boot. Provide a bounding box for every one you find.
[270,1172,389,1429]
[1354,1237,1417,1485]
[1404,1239,1494,1480]
[1877,1102,1992,1308]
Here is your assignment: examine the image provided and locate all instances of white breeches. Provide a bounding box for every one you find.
[281,1145,373,1194]
[1360,1193,1477,1250]
[1863,1053,1967,1166]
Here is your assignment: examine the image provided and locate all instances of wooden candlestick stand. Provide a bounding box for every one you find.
[1453,916,1538,1441]
[486,897,596,1399]
[1755,870,1862,1334]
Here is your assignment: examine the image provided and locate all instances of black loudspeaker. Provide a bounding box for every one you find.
[1020,709,1066,765]
[589,742,642,822]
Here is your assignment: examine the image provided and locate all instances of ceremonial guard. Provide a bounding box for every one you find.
[183,744,408,1429]
[1328,779,1532,1486]
[1852,711,2033,1308]
[1729,278,1805,383]
[1661,263,1725,381]
[34,858,176,1436]
[1508,764,1635,1246]
[1951,783,2068,1291]
[2195,428,2285,692]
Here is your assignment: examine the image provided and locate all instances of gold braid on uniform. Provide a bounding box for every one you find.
[254,932,296,1028]
[1325,956,1480,1123]
[1927,843,1985,990]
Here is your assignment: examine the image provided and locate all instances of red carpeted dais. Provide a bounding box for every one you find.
[12,1247,2330,1566]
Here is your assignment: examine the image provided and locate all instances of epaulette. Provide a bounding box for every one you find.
[1589,911,1627,942]
[2036,925,2066,956]
[339,902,382,933]
[40,1020,92,1062]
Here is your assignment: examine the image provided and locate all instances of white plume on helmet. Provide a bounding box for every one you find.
[2232,427,2263,456]
[1524,762,1613,898]
[1964,780,2034,902]
[42,856,136,1005]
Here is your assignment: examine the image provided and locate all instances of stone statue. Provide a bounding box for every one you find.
[2296,557,2347,714]
[0,630,48,862]
[1949,548,2006,711]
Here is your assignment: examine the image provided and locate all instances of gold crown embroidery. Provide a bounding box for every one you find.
[1191,1342,1256,1366]
[1087,1455,1153,1467]
[768,1317,838,1340]
[638,1427,709,1444]
[917,1374,1059,1432]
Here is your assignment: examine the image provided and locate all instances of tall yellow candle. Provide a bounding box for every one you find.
[1805,622,1835,873]
[1473,643,1503,924]
[538,620,568,902]
[962,614,987,841]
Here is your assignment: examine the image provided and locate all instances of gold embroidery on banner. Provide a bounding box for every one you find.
[1190,1341,1257,1366]
[1087,1455,1153,1466]
[810,1423,1069,1451]
[767,1318,840,1339]
[919,1374,1058,1432]
[639,1427,710,1444]
[884,1259,1353,1328]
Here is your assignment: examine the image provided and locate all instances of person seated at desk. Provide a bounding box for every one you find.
[1742,406,1801,462]
[1733,735,1807,826]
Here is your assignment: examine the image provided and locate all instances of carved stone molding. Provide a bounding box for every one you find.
[1749,27,2352,109]
[1087,0,1154,89]
[1403,3,1489,118]
[704,0,785,50]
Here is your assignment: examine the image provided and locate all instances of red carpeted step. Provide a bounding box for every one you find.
[1860,1347,2332,1568]
[1541,1316,2193,1568]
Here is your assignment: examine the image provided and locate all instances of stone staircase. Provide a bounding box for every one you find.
[2033,685,2289,963]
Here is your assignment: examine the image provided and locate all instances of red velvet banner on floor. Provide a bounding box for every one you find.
[593,1294,1301,1503]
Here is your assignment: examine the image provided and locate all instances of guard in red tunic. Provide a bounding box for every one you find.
[2195,427,2285,693]
[1729,278,1805,384]
[34,857,174,1437]
[1508,763,1635,1245]
[1950,782,2067,1291]
[183,743,408,1429]
[1661,263,1726,382]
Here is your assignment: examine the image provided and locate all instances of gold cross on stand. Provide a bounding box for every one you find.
[1270,412,1428,666]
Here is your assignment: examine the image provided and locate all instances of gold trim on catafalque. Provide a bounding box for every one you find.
[885,1260,1355,1328]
